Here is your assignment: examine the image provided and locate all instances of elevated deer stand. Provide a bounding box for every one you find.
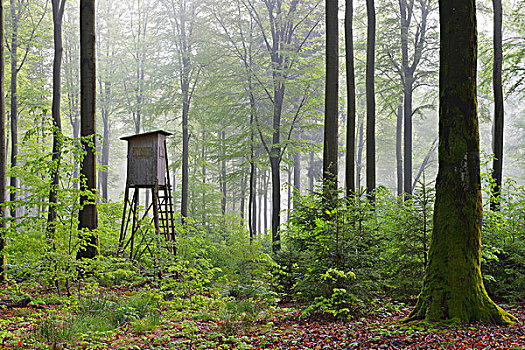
[119,130,176,261]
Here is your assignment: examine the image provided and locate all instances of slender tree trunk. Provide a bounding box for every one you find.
[323,0,339,205]
[308,150,314,192]
[490,0,503,211]
[407,0,515,324]
[77,0,99,260]
[250,165,257,240]
[0,2,7,279]
[258,171,262,235]
[9,0,18,218]
[366,0,376,200]
[345,0,356,196]
[240,174,246,225]
[287,162,292,215]
[264,170,268,235]
[403,76,413,198]
[270,85,284,252]
[100,82,110,202]
[201,129,206,222]
[356,116,364,191]
[221,130,226,217]
[249,123,256,241]
[399,0,431,198]
[293,151,301,207]
[396,101,403,197]
[399,0,412,197]
[47,0,66,239]
[412,138,437,191]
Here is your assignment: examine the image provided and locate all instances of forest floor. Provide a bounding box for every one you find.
[0,283,524,349]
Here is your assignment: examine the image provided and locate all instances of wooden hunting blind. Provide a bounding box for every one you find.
[119,130,177,261]
[121,130,172,187]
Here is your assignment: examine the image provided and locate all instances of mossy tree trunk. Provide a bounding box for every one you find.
[407,0,515,325]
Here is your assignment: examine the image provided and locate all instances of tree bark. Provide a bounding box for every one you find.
[396,102,403,197]
[264,169,268,235]
[399,0,412,198]
[221,130,227,217]
[490,0,503,211]
[9,0,18,218]
[323,0,339,205]
[356,116,364,191]
[0,2,7,279]
[77,0,99,260]
[345,0,356,196]
[366,0,376,200]
[308,150,314,192]
[100,81,110,202]
[47,0,66,239]
[293,150,301,207]
[399,0,431,198]
[240,173,246,225]
[407,0,515,324]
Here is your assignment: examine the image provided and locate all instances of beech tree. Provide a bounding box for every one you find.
[77,0,99,260]
[490,0,504,211]
[160,0,202,222]
[7,0,47,217]
[407,0,516,324]
[47,0,67,238]
[242,0,321,253]
[0,2,6,279]
[345,0,356,196]
[399,0,432,198]
[366,0,376,199]
[323,0,338,200]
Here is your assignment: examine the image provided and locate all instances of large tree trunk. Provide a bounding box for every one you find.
[396,102,403,196]
[490,0,503,211]
[47,0,66,239]
[407,0,515,324]
[9,0,18,218]
[345,0,356,196]
[366,0,376,199]
[77,0,99,260]
[0,2,7,279]
[323,0,339,204]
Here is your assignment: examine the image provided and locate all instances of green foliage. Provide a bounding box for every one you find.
[33,288,162,347]
[4,123,92,291]
[481,179,525,301]
[277,185,434,316]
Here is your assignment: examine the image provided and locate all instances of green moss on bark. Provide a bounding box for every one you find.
[407,0,516,325]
